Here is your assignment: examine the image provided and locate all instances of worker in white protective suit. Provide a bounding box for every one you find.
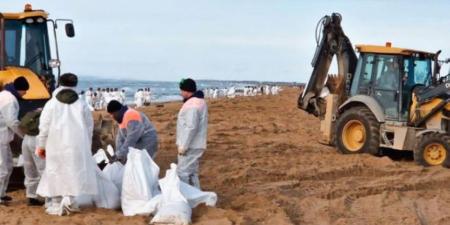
[144,88,152,106]
[227,87,236,98]
[19,110,45,206]
[212,88,219,99]
[264,85,270,95]
[95,88,103,110]
[113,88,121,102]
[107,100,159,162]
[103,88,113,107]
[0,76,29,205]
[271,86,279,95]
[134,89,144,108]
[120,89,126,104]
[36,73,97,216]
[85,87,93,108]
[176,78,208,189]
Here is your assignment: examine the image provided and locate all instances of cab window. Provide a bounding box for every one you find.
[350,54,374,96]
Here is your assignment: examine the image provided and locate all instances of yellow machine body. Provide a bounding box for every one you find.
[0,67,50,99]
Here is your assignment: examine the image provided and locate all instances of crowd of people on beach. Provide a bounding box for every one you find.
[79,87,152,110]
[204,84,281,99]
[133,88,152,108]
[0,75,211,221]
[78,84,282,111]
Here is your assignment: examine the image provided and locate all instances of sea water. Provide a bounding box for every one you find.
[77,76,270,103]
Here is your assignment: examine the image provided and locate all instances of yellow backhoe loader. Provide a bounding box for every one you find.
[298,13,450,167]
[0,5,116,189]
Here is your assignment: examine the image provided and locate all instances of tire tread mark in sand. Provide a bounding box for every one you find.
[413,201,428,225]
[399,195,429,225]
[294,164,408,182]
[437,216,450,224]
[344,195,356,210]
[321,177,450,200]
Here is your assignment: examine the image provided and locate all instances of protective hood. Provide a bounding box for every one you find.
[19,110,41,136]
[56,89,79,104]
[4,83,22,100]
[183,90,204,102]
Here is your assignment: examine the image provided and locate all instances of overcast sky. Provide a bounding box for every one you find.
[2,0,450,82]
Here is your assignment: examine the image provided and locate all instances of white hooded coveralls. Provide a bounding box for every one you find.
[176,94,208,188]
[0,90,22,198]
[36,87,97,198]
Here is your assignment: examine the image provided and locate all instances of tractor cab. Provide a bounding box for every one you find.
[0,4,75,116]
[349,44,435,122]
[4,14,52,82]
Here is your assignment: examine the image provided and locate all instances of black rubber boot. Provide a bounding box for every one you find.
[0,196,12,202]
[27,198,45,206]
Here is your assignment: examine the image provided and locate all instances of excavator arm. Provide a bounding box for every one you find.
[298,13,358,117]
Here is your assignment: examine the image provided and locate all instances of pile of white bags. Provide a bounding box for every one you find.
[76,146,218,224]
[150,163,217,225]
[121,147,161,216]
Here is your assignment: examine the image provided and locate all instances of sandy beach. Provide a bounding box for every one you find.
[2,87,450,225]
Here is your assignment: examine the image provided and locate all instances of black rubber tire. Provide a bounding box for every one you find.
[335,106,380,155]
[416,132,450,167]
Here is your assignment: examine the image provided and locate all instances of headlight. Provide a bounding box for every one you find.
[48,59,61,68]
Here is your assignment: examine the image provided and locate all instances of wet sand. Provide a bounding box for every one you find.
[3,87,450,225]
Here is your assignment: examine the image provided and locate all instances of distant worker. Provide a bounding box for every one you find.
[227,87,236,98]
[143,88,149,106]
[85,87,93,108]
[104,88,112,107]
[100,88,107,109]
[134,89,144,108]
[107,100,159,162]
[95,88,103,110]
[113,88,121,102]
[204,88,210,98]
[120,89,126,104]
[0,77,29,204]
[271,86,279,95]
[144,88,152,106]
[212,88,219,99]
[264,85,270,95]
[36,73,97,215]
[243,86,249,97]
[78,91,85,102]
[19,109,45,206]
[176,78,208,189]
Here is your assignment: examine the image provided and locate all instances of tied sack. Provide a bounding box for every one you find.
[122,147,160,216]
[150,163,217,225]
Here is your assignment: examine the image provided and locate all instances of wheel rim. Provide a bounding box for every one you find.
[341,120,366,152]
[423,143,447,166]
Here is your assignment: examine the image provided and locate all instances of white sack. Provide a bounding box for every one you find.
[102,162,124,192]
[74,167,121,209]
[121,147,160,216]
[151,163,217,225]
